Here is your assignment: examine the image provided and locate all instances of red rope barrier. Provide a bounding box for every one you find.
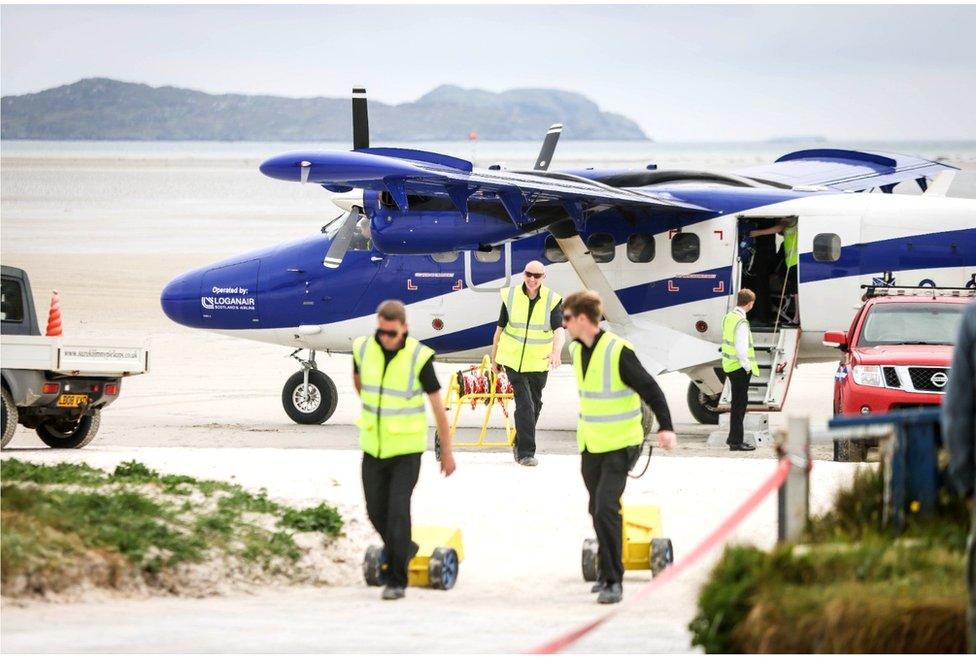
[527,457,794,654]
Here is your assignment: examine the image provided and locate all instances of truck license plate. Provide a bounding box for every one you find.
[56,394,89,408]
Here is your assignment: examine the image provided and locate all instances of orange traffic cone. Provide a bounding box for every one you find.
[46,290,63,336]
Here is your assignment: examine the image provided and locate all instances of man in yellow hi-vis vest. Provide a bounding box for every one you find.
[353,300,455,600]
[721,289,760,452]
[490,261,565,466]
[562,290,676,604]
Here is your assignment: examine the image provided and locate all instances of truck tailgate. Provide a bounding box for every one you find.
[1,336,150,376]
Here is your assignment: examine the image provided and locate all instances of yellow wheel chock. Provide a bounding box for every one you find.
[581,504,674,581]
[434,354,517,460]
[363,526,464,590]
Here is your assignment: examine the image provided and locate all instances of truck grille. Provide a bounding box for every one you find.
[882,367,901,388]
[908,367,951,392]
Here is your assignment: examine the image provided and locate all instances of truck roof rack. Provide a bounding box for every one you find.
[861,284,976,299]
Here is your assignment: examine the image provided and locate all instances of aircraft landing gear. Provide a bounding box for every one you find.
[687,381,722,425]
[282,349,338,424]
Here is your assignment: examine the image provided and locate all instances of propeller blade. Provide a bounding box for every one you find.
[323,207,360,269]
[352,87,369,150]
[533,123,563,171]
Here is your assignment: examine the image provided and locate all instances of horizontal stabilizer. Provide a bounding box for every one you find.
[736,148,958,193]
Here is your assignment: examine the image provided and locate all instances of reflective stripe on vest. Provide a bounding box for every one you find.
[783,224,798,268]
[353,334,433,458]
[571,331,644,454]
[721,311,759,376]
[496,285,561,372]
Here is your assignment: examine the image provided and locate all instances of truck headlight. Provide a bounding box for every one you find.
[852,365,884,388]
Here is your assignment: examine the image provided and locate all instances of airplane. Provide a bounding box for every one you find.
[160,88,976,427]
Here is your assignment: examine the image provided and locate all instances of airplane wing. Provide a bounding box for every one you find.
[259,148,709,226]
[735,148,958,193]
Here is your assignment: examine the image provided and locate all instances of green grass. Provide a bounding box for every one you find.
[1,458,343,596]
[689,463,969,653]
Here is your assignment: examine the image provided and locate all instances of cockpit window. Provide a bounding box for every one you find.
[348,215,372,251]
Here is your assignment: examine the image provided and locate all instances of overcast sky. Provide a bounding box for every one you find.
[2,4,975,141]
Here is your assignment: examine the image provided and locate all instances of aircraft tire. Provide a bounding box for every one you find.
[687,382,721,425]
[282,370,338,424]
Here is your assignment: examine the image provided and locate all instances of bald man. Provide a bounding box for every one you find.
[491,261,565,466]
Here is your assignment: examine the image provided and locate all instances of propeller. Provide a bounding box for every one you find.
[534,123,563,171]
[352,87,369,150]
[323,206,361,269]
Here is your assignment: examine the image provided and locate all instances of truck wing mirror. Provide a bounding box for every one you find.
[822,330,848,350]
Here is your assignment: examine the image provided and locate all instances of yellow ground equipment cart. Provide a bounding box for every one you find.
[581,504,674,580]
[363,526,464,590]
[434,355,517,460]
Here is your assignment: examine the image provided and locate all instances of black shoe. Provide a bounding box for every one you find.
[409,541,420,560]
[590,581,607,594]
[382,585,405,600]
[729,443,756,452]
[597,582,622,604]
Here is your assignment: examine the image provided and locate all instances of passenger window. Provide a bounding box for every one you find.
[474,245,502,263]
[1,278,24,323]
[671,232,700,263]
[813,233,841,262]
[544,235,567,263]
[431,251,459,264]
[627,233,655,263]
[587,233,616,263]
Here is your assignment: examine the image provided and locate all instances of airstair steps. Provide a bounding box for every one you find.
[718,327,801,412]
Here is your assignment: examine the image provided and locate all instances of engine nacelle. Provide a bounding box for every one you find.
[369,202,520,255]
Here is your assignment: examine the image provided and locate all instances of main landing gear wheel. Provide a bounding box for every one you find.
[650,537,674,577]
[363,545,389,586]
[282,369,337,424]
[428,546,459,590]
[581,538,600,582]
[687,381,723,425]
[36,410,101,449]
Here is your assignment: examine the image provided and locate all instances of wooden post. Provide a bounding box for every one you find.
[777,415,810,543]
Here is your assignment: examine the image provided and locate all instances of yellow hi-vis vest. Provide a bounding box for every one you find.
[721,311,760,376]
[496,284,561,372]
[571,331,644,454]
[783,223,798,268]
[353,334,434,459]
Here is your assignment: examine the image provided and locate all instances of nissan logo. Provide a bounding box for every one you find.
[930,372,948,388]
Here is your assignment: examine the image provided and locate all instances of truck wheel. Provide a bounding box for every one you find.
[428,546,459,590]
[36,409,101,449]
[687,382,721,425]
[1,388,18,449]
[581,538,599,582]
[282,370,337,424]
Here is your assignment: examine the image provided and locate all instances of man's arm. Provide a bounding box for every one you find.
[943,304,976,500]
[490,326,504,372]
[618,347,676,449]
[734,321,752,372]
[418,356,455,476]
[550,328,565,369]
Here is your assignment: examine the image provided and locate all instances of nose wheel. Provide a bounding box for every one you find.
[282,349,338,424]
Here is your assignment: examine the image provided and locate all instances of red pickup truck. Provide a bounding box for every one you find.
[824,288,972,416]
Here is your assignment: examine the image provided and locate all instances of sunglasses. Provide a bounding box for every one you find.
[524,271,544,279]
[376,328,400,338]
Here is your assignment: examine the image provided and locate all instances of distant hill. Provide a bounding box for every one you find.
[0,78,648,141]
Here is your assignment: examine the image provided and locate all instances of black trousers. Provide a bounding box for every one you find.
[361,451,422,588]
[506,369,548,458]
[581,448,630,585]
[726,367,752,446]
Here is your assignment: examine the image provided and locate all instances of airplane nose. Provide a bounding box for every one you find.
[160,269,204,328]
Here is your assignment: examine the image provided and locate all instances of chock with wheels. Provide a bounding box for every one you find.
[363,526,464,590]
[581,504,674,581]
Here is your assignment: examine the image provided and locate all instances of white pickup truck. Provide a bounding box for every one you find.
[1,265,150,448]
